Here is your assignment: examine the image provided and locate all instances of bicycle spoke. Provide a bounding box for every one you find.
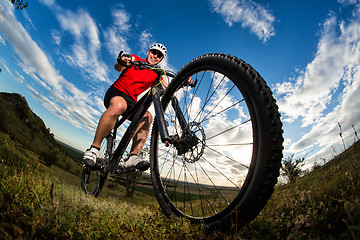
[200,99,245,124]
[194,73,227,123]
[206,143,253,146]
[182,71,207,123]
[182,161,219,216]
[199,84,236,122]
[205,145,249,170]
[201,154,241,188]
[195,160,231,205]
[207,119,251,141]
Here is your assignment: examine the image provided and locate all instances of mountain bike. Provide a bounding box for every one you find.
[80,53,283,230]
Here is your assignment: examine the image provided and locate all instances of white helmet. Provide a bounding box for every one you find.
[150,43,167,58]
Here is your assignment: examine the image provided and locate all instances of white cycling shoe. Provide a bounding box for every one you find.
[83,147,98,167]
[124,154,150,171]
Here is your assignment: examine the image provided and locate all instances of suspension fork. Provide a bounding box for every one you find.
[152,87,171,144]
[170,95,187,130]
[152,86,188,145]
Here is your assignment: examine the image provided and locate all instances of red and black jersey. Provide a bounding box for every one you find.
[112,55,158,102]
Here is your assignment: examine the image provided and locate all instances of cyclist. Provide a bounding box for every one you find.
[83,43,168,171]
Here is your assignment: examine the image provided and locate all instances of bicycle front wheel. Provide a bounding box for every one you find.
[150,53,283,229]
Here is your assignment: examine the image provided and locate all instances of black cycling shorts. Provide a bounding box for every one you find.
[104,86,136,118]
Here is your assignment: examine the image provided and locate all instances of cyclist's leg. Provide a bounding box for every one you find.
[124,111,152,171]
[92,96,127,149]
[84,95,128,167]
[129,110,153,156]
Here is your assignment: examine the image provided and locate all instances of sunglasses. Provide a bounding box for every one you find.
[150,49,164,59]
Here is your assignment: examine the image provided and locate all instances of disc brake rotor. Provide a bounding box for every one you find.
[182,122,206,163]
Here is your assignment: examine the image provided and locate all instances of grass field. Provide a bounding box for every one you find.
[1,130,359,239]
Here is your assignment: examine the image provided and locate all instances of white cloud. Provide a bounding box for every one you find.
[112,9,131,31]
[1,6,62,91]
[22,10,35,30]
[139,31,152,55]
[55,8,109,83]
[103,8,131,58]
[0,2,100,134]
[209,0,275,42]
[0,34,5,45]
[51,30,61,45]
[338,0,360,7]
[0,0,15,16]
[38,0,55,7]
[276,2,360,165]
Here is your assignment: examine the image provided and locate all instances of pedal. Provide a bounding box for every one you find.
[114,166,136,174]
[84,162,102,171]
[122,167,136,173]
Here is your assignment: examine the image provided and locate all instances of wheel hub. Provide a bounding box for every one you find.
[175,122,206,163]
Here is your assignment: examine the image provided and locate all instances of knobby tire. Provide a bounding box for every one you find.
[150,53,283,230]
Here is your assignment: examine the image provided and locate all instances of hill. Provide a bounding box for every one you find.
[0,92,359,239]
[0,92,81,173]
[0,92,57,154]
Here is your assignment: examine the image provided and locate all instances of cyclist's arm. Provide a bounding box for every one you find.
[162,77,193,92]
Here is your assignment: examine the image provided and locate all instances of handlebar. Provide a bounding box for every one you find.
[118,51,175,77]
[118,51,196,87]
[132,60,176,78]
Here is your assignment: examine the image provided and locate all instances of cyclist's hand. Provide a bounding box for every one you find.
[186,77,194,86]
[120,54,135,67]
[117,51,135,68]
[182,76,196,88]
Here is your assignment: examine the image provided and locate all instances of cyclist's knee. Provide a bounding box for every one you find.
[108,97,127,116]
[144,111,153,124]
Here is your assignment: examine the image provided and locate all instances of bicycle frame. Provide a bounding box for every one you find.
[106,72,187,172]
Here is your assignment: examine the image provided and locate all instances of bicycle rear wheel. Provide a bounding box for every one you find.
[80,166,105,197]
[80,134,113,197]
[150,53,283,229]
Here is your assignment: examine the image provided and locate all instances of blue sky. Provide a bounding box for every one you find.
[1,0,359,169]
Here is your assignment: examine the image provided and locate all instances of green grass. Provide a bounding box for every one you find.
[0,132,207,239]
[1,128,359,239]
[238,140,360,239]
